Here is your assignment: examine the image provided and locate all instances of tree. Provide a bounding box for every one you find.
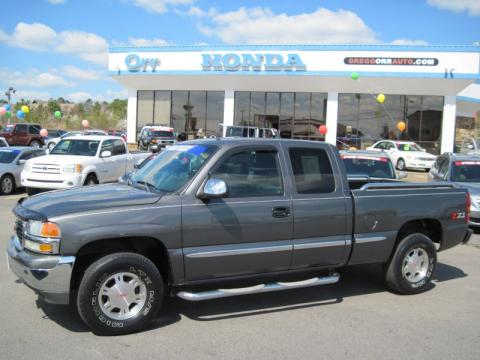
[108,99,127,121]
[47,99,61,114]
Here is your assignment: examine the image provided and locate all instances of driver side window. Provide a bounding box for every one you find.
[375,142,386,149]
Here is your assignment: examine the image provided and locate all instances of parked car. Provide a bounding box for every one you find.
[223,124,279,138]
[429,152,480,227]
[0,147,45,195]
[456,136,480,154]
[46,129,108,151]
[0,123,45,148]
[367,140,436,171]
[0,137,8,147]
[118,152,159,184]
[7,139,471,335]
[340,150,407,188]
[21,135,149,195]
[106,129,127,141]
[138,125,176,151]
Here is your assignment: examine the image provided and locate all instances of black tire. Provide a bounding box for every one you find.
[26,187,37,196]
[397,158,406,171]
[84,174,98,186]
[0,174,15,195]
[385,233,437,295]
[29,140,41,148]
[76,252,164,335]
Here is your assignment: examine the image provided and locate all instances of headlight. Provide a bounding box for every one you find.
[151,139,157,144]
[24,220,61,254]
[62,164,83,173]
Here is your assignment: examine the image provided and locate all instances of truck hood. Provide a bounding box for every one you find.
[18,184,161,219]
[28,154,96,165]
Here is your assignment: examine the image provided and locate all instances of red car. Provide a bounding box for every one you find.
[0,123,45,148]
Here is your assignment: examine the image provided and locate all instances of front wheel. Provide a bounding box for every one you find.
[29,140,41,148]
[47,142,56,151]
[0,174,15,195]
[385,233,437,295]
[76,252,164,335]
[396,158,406,171]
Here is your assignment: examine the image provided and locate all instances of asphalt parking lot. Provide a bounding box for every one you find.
[1,183,479,360]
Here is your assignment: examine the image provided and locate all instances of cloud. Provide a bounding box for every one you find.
[14,90,52,101]
[66,89,128,103]
[427,0,480,16]
[65,91,93,103]
[0,67,74,88]
[8,22,57,51]
[3,22,108,65]
[191,7,378,44]
[62,65,101,81]
[47,0,66,4]
[130,0,194,14]
[391,39,428,45]
[0,28,8,42]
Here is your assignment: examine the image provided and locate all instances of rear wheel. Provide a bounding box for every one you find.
[396,158,406,171]
[0,174,15,195]
[29,140,41,148]
[385,233,437,294]
[76,252,164,335]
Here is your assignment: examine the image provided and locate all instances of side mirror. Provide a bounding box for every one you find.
[200,178,228,200]
[397,171,407,180]
[133,159,143,169]
[101,150,112,158]
[18,159,26,165]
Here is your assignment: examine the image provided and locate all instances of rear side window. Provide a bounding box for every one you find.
[211,149,283,197]
[289,148,335,194]
[112,139,126,155]
[29,125,40,134]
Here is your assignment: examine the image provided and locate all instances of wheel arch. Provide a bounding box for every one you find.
[70,236,173,295]
[393,219,442,253]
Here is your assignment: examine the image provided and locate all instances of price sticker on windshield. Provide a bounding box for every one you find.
[454,161,480,166]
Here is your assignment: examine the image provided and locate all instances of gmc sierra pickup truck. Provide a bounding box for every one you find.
[7,139,472,335]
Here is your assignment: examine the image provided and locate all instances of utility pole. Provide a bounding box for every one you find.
[5,87,16,124]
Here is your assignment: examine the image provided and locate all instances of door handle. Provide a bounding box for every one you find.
[272,207,291,218]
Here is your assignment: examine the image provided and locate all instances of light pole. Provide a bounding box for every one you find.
[5,87,16,124]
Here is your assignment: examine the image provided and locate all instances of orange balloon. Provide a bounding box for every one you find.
[397,121,406,132]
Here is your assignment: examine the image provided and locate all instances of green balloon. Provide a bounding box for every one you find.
[351,72,359,80]
[6,111,11,118]
[54,110,62,118]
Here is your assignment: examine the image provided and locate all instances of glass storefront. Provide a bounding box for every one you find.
[234,91,327,140]
[337,94,443,154]
[454,112,480,153]
[136,90,225,140]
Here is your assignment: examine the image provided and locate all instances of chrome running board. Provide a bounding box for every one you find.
[177,273,340,301]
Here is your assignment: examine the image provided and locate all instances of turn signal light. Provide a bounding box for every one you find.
[39,243,54,253]
[466,192,471,224]
[40,222,61,238]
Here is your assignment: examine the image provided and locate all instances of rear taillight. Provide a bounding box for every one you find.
[466,192,471,224]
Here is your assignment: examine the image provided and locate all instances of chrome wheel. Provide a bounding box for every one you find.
[402,248,429,283]
[1,176,13,194]
[30,141,40,148]
[98,272,147,321]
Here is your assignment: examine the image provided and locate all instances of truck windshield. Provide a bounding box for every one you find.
[451,161,480,183]
[50,139,100,156]
[341,155,396,179]
[131,144,217,193]
[151,131,174,138]
[0,149,20,163]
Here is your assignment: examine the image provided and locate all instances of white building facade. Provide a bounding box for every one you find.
[109,45,480,154]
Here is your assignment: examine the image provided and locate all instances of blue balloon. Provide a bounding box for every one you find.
[4,104,10,111]
[16,110,25,119]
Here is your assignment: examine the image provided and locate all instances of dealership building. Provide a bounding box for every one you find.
[109,45,480,154]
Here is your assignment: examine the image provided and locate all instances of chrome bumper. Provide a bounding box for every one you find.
[6,235,75,304]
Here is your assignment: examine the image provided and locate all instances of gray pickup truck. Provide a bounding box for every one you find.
[7,139,472,335]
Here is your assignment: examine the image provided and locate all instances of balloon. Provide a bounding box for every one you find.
[54,110,62,119]
[82,119,89,128]
[319,125,328,135]
[40,128,48,137]
[6,111,11,118]
[21,105,30,113]
[397,121,406,132]
[351,72,359,80]
[376,93,386,103]
[16,110,25,119]
[4,104,10,111]
[0,107,5,115]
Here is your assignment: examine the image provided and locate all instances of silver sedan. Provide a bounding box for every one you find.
[0,147,45,195]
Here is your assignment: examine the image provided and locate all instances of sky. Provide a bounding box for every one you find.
[0,0,479,103]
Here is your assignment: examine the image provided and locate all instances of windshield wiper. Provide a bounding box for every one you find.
[133,180,155,192]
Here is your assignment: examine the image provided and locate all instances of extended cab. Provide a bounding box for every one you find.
[0,123,45,148]
[7,139,472,335]
[20,135,149,194]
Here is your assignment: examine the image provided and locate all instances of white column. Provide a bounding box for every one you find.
[325,92,339,146]
[223,90,235,137]
[441,95,456,154]
[126,89,137,144]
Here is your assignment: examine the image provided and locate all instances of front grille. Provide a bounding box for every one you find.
[418,157,434,162]
[14,218,25,247]
[32,163,61,174]
[469,217,480,223]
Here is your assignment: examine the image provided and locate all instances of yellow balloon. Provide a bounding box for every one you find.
[21,105,30,113]
[376,93,385,103]
[397,121,406,132]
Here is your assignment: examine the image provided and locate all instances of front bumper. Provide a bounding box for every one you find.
[405,159,434,170]
[6,235,75,304]
[21,171,84,189]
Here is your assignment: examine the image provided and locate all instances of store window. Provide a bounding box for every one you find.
[337,94,443,154]
[153,91,171,126]
[454,114,480,153]
[137,91,154,137]
[234,91,327,140]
